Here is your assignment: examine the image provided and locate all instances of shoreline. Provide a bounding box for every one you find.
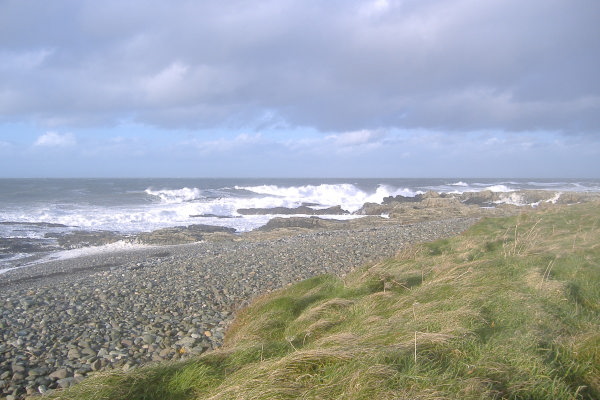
[3,186,599,273]
[2,187,600,398]
[0,217,477,398]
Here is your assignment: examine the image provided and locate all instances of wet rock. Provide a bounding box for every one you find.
[136,225,235,245]
[189,214,241,219]
[237,205,349,215]
[50,231,126,250]
[0,238,61,254]
[460,190,497,206]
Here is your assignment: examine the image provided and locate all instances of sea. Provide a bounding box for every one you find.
[1,178,599,274]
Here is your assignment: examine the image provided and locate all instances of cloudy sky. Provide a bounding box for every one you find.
[1,0,599,178]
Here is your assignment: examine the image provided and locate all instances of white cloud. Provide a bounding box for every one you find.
[326,130,385,147]
[142,61,190,102]
[360,0,390,17]
[139,61,240,110]
[277,129,387,155]
[34,132,76,147]
[186,133,263,153]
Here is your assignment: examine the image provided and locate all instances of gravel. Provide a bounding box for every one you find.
[0,217,477,399]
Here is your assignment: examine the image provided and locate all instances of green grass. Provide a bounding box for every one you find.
[50,202,600,399]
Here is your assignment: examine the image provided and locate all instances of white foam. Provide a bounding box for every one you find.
[0,183,424,235]
[494,192,525,206]
[544,192,562,204]
[422,181,516,195]
[237,183,418,212]
[0,267,17,275]
[26,240,156,265]
[6,181,587,241]
[145,187,204,203]
[485,185,514,193]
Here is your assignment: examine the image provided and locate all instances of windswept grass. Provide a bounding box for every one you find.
[51,202,600,399]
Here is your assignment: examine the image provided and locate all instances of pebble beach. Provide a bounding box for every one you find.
[0,217,477,399]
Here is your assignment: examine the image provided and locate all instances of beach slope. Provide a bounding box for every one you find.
[43,202,600,400]
[1,217,476,399]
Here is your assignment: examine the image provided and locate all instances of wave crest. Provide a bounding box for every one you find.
[145,187,204,203]
[484,185,513,193]
[236,183,417,212]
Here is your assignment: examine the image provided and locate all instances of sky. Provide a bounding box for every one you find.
[0,0,599,178]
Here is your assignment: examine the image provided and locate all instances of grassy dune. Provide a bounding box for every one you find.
[51,203,600,399]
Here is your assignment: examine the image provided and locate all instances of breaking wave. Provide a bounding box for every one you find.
[236,184,419,212]
[145,187,204,203]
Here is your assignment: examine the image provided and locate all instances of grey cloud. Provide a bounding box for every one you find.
[0,0,598,134]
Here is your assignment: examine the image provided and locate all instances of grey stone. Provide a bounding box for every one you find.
[49,368,69,380]
[142,333,156,344]
[11,364,26,373]
[27,368,46,378]
[67,348,81,360]
[175,336,197,349]
[90,359,103,371]
[19,299,34,308]
[11,372,25,381]
[97,348,109,358]
[57,377,75,388]
[81,347,96,357]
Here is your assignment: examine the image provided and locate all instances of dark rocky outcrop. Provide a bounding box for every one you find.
[237,205,349,216]
[0,222,69,228]
[136,224,236,245]
[0,238,61,254]
[257,217,348,231]
[459,190,498,206]
[382,190,444,204]
[458,190,600,207]
[356,190,600,224]
[189,214,241,219]
[46,231,126,250]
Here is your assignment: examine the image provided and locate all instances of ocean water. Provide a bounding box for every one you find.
[1,178,599,273]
